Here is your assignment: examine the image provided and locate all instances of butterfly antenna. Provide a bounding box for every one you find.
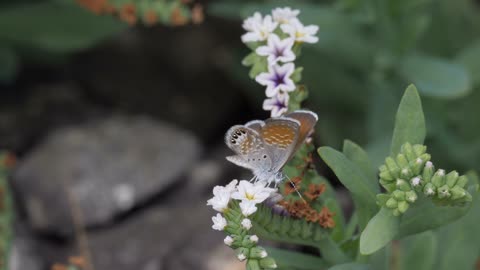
[284,174,306,204]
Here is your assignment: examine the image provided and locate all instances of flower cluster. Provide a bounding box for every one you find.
[377,143,472,215]
[241,7,319,117]
[207,180,278,269]
[76,0,204,26]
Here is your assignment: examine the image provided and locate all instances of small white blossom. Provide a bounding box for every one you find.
[260,250,268,258]
[263,92,289,117]
[224,235,234,246]
[437,169,445,176]
[239,200,258,217]
[232,180,276,203]
[207,185,231,212]
[426,187,435,195]
[425,161,433,168]
[256,34,296,65]
[241,218,252,230]
[224,179,239,193]
[237,253,247,261]
[401,168,409,175]
[411,177,421,187]
[242,12,262,32]
[211,213,227,231]
[281,18,319,43]
[416,158,423,164]
[272,7,300,24]
[256,63,296,97]
[242,14,278,43]
[250,235,259,243]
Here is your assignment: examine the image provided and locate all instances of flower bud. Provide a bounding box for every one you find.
[392,190,405,201]
[401,168,413,179]
[224,236,234,246]
[377,194,390,206]
[259,257,278,269]
[397,201,409,213]
[236,247,249,261]
[456,175,468,188]
[402,143,416,161]
[250,247,268,259]
[393,209,401,216]
[413,144,427,156]
[405,190,418,203]
[247,259,261,270]
[385,157,400,179]
[249,235,259,243]
[379,165,394,181]
[423,162,434,182]
[450,186,467,200]
[424,183,435,196]
[431,170,446,187]
[396,154,409,168]
[396,179,411,191]
[446,171,459,188]
[410,176,422,188]
[437,185,451,199]
[386,198,398,208]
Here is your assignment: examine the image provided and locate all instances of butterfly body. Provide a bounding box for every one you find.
[225,110,318,185]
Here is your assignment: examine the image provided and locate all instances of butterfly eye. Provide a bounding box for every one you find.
[232,134,238,139]
[231,139,236,144]
[263,155,267,159]
[235,131,242,136]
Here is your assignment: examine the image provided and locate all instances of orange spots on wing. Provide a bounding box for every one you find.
[262,124,296,148]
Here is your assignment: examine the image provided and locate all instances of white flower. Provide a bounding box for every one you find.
[263,92,289,117]
[207,185,232,212]
[260,250,268,258]
[411,177,421,187]
[232,180,276,203]
[237,253,247,261]
[211,213,227,231]
[425,161,433,168]
[272,7,300,24]
[242,14,278,43]
[241,218,252,230]
[437,169,445,176]
[281,18,319,43]
[224,179,238,193]
[256,63,296,97]
[239,200,258,217]
[256,34,296,65]
[242,12,262,32]
[249,235,259,243]
[224,235,234,246]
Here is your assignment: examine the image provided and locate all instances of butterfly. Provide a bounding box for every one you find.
[225,110,318,186]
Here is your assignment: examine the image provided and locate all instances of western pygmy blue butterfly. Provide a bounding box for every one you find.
[225,110,318,186]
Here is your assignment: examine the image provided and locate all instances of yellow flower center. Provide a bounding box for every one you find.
[245,193,255,200]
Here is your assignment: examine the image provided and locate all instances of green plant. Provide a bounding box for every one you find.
[207,6,480,270]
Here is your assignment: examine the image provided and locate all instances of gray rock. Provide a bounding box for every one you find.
[87,203,217,270]
[13,115,202,235]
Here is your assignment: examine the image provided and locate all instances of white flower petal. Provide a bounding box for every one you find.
[212,213,227,231]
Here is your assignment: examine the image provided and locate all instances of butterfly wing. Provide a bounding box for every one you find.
[284,110,318,156]
[225,125,272,172]
[260,117,300,172]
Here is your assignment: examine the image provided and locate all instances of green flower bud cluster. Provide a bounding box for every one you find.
[377,143,471,215]
[223,203,278,270]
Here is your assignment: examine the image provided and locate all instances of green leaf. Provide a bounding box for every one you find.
[319,147,379,230]
[397,196,471,238]
[0,2,126,53]
[0,46,19,83]
[433,181,480,270]
[343,140,376,182]
[399,54,472,98]
[291,67,304,83]
[360,207,399,255]
[455,39,480,86]
[399,231,437,270]
[328,263,371,270]
[344,212,358,241]
[390,84,426,157]
[265,247,329,270]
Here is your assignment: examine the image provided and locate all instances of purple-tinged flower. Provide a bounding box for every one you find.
[256,34,296,65]
[256,63,296,97]
[263,92,289,117]
[281,18,319,44]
